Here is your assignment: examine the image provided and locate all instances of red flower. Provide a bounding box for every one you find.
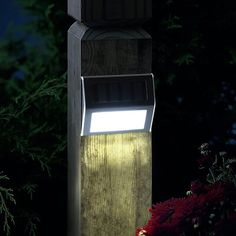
[139,195,205,236]
[137,181,236,236]
[204,182,235,206]
[136,144,236,236]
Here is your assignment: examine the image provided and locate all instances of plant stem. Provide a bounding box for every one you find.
[209,168,216,183]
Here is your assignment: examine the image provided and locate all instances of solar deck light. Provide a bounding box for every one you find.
[81,73,155,136]
[68,1,154,234]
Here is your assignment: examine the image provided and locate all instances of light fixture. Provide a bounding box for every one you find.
[81,73,155,136]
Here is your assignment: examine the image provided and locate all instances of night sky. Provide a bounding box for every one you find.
[0,0,29,37]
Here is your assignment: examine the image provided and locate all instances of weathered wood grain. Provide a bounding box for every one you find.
[81,28,152,76]
[68,22,88,236]
[68,0,81,22]
[80,133,152,236]
[68,22,153,236]
[68,0,152,26]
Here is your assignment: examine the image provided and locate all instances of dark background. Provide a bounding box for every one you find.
[0,0,236,235]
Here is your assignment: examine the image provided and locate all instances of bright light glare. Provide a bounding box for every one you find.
[90,110,147,133]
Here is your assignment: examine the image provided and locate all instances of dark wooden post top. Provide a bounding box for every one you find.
[68,0,152,26]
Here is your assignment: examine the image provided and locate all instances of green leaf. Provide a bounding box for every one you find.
[174,53,195,66]
[163,15,183,30]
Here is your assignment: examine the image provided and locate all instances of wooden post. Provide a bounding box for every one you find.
[68,2,153,236]
[68,0,152,27]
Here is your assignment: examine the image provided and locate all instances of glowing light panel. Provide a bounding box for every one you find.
[90,110,147,133]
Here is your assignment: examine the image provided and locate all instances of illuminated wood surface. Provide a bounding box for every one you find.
[68,21,153,236]
[80,133,152,235]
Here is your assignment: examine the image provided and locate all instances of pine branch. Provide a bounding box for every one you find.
[24,214,40,236]
[0,172,16,236]
[22,184,38,200]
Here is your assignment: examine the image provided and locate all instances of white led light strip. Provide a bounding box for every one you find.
[90,110,147,133]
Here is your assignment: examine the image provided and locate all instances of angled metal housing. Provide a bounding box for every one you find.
[81,73,156,136]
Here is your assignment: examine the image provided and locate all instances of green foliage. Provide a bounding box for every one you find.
[24,214,40,236]
[174,53,195,66]
[0,0,68,234]
[207,152,236,186]
[21,184,38,200]
[163,15,183,30]
[150,1,236,203]
[0,172,16,236]
[228,48,236,65]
